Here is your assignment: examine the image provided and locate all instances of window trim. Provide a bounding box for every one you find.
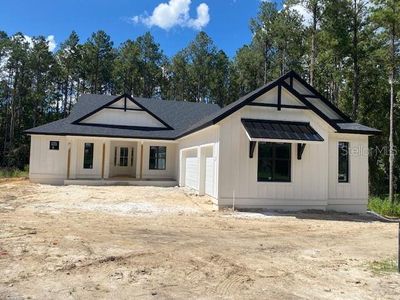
[338,141,350,183]
[149,146,167,170]
[257,142,292,183]
[49,141,59,150]
[119,147,129,167]
[83,143,94,169]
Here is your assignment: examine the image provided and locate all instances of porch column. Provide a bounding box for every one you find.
[103,140,111,179]
[137,141,144,179]
[67,138,77,179]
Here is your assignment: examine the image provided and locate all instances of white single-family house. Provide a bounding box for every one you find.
[26,71,380,213]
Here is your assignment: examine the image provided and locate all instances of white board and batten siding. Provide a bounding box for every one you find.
[205,157,215,196]
[29,135,68,184]
[218,106,330,210]
[80,97,166,128]
[81,109,166,128]
[140,141,177,180]
[327,133,369,212]
[217,96,369,212]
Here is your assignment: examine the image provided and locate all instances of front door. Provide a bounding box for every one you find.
[111,145,136,177]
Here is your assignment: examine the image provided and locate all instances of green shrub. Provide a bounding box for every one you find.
[368,258,398,274]
[368,196,400,218]
[0,166,29,179]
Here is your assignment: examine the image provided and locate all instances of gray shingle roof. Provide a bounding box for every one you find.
[336,123,381,134]
[26,71,381,139]
[25,94,221,140]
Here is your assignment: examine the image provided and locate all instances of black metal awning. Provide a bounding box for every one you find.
[241,119,324,142]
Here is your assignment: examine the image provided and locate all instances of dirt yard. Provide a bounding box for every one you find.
[0,180,399,299]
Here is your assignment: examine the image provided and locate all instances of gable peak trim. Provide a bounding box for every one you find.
[72,94,174,130]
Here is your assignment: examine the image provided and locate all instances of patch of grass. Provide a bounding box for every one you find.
[0,166,29,179]
[368,197,400,218]
[368,259,398,274]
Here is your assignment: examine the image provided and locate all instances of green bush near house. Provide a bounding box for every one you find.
[0,165,29,179]
[368,196,400,218]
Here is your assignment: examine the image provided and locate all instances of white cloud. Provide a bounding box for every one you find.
[288,3,313,26]
[46,35,57,52]
[132,0,210,30]
[23,34,57,52]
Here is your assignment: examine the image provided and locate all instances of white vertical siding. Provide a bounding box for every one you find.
[29,135,67,184]
[218,106,331,210]
[327,134,369,212]
[140,142,177,179]
[81,109,166,128]
[73,138,105,179]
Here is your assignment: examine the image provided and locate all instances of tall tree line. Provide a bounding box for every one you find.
[0,0,398,197]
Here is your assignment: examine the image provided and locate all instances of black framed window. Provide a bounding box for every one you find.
[119,147,128,167]
[83,143,94,169]
[258,142,291,182]
[338,141,349,183]
[149,146,166,170]
[49,141,59,150]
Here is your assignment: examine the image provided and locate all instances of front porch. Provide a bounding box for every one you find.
[65,136,177,185]
[64,177,178,187]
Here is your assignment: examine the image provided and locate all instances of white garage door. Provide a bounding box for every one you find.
[185,157,198,190]
[205,157,215,197]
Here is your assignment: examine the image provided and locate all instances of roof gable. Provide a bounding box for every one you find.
[25,72,380,139]
[73,94,172,130]
[175,71,379,138]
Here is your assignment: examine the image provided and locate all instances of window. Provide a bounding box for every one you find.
[338,141,349,183]
[49,141,59,150]
[258,142,291,182]
[119,147,128,167]
[83,143,94,169]
[149,146,166,170]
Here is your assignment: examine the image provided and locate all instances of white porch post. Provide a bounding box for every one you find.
[103,140,111,179]
[67,138,77,179]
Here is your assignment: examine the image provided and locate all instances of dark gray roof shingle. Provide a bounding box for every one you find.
[336,123,381,134]
[25,95,221,140]
[26,71,380,139]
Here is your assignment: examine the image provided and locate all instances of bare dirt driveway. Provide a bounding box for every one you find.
[0,180,399,299]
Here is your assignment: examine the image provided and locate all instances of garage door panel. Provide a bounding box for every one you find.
[185,157,198,190]
[205,157,215,197]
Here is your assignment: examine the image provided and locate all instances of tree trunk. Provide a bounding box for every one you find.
[389,72,394,203]
[63,74,69,117]
[389,21,396,203]
[310,3,318,86]
[351,0,360,121]
[264,40,268,84]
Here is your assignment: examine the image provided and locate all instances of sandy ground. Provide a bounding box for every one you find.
[0,180,399,299]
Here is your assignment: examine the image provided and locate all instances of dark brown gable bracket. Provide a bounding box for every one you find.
[249,141,257,158]
[297,143,306,160]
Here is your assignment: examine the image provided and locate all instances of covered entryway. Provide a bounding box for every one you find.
[109,141,138,178]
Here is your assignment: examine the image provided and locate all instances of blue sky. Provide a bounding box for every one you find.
[0,0,284,58]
